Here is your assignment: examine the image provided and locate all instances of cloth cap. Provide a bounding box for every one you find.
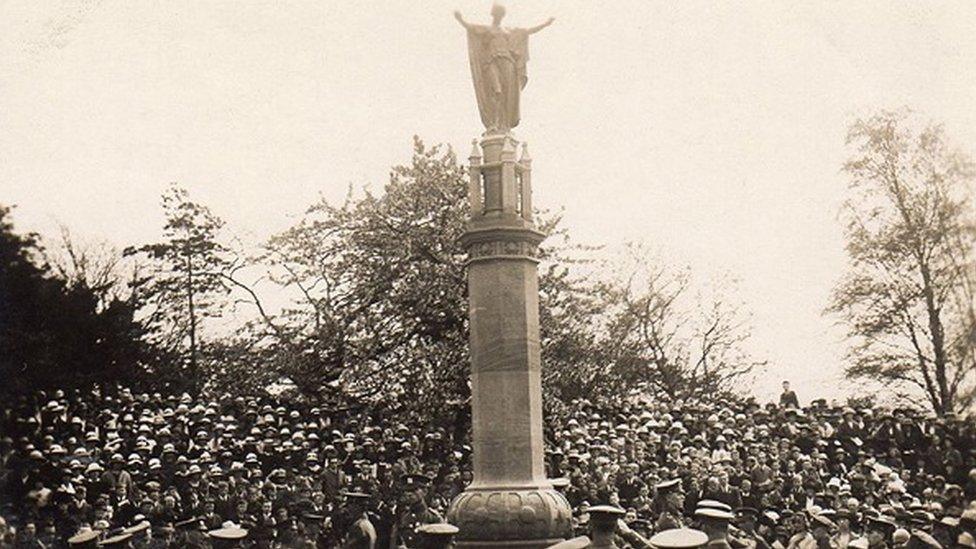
[695,508,734,522]
[697,500,732,513]
[588,505,626,526]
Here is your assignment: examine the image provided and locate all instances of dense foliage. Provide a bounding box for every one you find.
[0,206,147,393]
[1,139,762,415]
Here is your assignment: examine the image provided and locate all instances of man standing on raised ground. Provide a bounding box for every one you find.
[780,381,800,410]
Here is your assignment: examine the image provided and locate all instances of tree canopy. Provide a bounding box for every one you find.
[829,110,976,415]
[1,138,764,414]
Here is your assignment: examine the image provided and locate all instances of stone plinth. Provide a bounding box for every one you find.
[447,132,572,547]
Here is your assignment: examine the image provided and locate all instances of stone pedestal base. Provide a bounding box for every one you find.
[447,486,573,548]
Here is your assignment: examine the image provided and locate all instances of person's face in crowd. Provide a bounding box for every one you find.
[741,479,752,494]
[236,500,248,516]
[162,495,176,509]
[23,522,36,539]
[718,471,730,487]
[303,517,321,537]
[866,527,884,547]
[261,501,272,516]
[837,516,850,532]
[666,489,683,510]
[740,515,757,533]
[783,382,791,392]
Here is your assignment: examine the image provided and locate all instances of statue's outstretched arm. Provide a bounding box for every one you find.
[454,11,471,30]
[527,17,555,34]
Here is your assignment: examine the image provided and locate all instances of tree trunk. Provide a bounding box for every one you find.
[919,262,951,415]
[186,249,198,395]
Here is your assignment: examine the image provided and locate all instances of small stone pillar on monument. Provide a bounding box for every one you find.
[446,132,573,547]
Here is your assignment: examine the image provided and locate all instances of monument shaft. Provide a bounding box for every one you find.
[447,134,572,547]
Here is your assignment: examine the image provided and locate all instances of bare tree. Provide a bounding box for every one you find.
[589,244,765,400]
[45,225,137,312]
[829,109,976,415]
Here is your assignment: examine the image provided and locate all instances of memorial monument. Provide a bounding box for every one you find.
[446,4,573,548]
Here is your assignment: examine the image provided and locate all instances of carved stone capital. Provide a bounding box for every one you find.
[447,486,573,547]
[460,224,546,264]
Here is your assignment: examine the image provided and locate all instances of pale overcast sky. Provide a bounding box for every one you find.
[2,1,975,403]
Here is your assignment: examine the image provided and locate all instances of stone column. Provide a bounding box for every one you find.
[447,133,573,548]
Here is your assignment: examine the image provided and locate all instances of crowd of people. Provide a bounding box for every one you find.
[0,381,974,548]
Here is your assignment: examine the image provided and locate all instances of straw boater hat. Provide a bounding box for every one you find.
[208,521,248,540]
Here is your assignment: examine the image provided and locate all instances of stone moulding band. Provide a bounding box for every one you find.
[470,161,531,173]
[460,225,546,265]
[466,240,540,264]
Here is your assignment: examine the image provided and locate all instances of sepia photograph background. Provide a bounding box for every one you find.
[3,0,976,403]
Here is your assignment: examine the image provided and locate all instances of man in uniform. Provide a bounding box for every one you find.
[588,505,627,548]
[656,479,687,531]
[340,492,376,549]
[415,523,460,549]
[695,507,735,549]
[389,475,441,548]
[735,507,771,549]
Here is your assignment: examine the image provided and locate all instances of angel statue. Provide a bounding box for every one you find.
[454,4,555,134]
